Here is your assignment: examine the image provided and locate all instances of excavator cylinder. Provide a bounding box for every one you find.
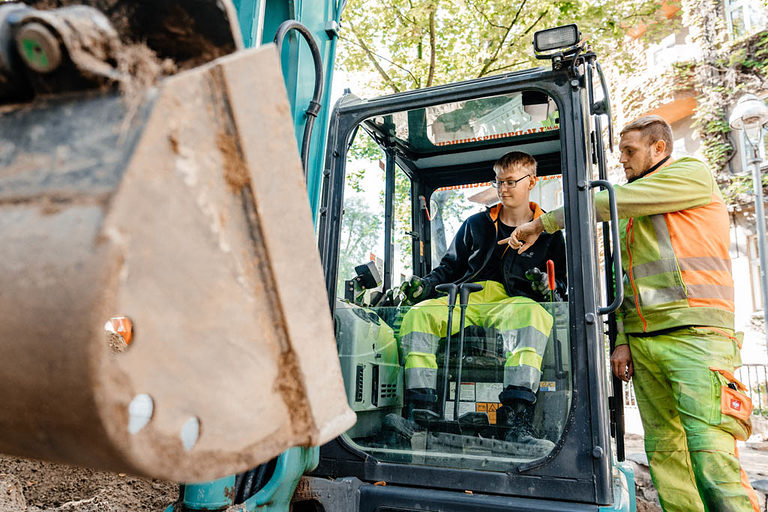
[0,44,355,482]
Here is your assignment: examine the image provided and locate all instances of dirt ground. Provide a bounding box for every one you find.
[2,434,768,511]
[0,456,177,512]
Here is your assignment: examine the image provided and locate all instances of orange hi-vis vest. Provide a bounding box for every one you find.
[541,157,734,341]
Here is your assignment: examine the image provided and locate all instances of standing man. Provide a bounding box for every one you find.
[400,151,566,447]
[506,116,759,511]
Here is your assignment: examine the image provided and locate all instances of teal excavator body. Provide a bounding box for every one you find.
[168,1,347,510]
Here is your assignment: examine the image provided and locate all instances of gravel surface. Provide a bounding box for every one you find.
[0,456,177,512]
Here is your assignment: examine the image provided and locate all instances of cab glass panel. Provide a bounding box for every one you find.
[334,90,570,472]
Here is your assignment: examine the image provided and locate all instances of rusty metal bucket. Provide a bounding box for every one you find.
[0,45,355,482]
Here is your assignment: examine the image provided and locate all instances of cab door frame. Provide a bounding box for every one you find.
[317,63,615,506]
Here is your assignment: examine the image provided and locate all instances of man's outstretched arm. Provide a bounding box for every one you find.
[498,216,545,254]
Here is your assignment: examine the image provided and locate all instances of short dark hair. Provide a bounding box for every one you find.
[493,151,537,177]
[620,115,673,155]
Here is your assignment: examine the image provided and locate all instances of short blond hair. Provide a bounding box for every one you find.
[620,115,673,155]
[493,151,537,177]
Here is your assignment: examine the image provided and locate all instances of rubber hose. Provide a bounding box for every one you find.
[273,20,324,181]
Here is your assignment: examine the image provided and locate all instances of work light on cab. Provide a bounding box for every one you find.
[533,24,581,55]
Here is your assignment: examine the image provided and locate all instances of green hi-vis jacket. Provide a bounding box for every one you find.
[541,157,734,345]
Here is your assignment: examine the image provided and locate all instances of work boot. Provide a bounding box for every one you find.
[404,388,439,422]
[497,404,555,451]
[380,413,419,460]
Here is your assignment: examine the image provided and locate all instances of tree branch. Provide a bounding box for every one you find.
[343,216,356,254]
[483,60,528,75]
[426,3,436,87]
[467,1,506,30]
[346,26,401,93]
[390,0,418,26]
[477,0,528,77]
[520,10,548,38]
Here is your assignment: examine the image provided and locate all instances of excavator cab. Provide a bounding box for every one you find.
[307,26,634,512]
[329,89,569,465]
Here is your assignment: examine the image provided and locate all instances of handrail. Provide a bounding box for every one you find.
[590,179,623,315]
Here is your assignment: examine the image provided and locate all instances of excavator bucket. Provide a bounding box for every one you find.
[0,35,355,482]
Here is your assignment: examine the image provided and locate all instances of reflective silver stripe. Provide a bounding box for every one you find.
[504,365,541,392]
[632,259,678,279]
[678,256,732,273]
[405,367,437,390]
[501,326,549,355]
[641,286,686,306]
[651,215,676,260]
[402,332,439,355]
[624,290,637,310]
[687,284,735,302]
[632,257,732,280]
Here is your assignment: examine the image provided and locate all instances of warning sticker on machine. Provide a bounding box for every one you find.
[475,382,504,402]
[449,382,476,401]
[539,381,556,392]
[476,402,502,424]
[446,382,505,423]
[444,401,477,421]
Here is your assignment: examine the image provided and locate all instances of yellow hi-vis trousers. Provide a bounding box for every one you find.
[628,326,759,512]
[400,280,553,396]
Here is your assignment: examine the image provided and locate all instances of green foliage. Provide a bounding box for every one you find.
[345,135,384,193]
[723,174,752,205]
[722,169,768,206]
[394,167,414,276]
[342,129,470,279]
[338,0,660,95]
[670,61,696,91]
[690,29,768,197]
[349,132,383,161]
[337,195,383,295]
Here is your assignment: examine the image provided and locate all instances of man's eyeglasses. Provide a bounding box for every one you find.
[491,174,530,189]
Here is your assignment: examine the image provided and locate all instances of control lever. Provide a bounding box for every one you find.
[453,283,483,422]
[545,260,567,381]
[546,260,556,302]
[435,283,458,420]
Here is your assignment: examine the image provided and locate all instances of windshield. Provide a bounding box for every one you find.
[362,91,559,154]
[334,91,570,471]
[427,92,559,147]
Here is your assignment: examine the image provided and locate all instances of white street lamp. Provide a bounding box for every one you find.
[729,94,768,349]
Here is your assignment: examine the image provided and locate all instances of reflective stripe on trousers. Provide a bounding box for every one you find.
[400,281,553,393]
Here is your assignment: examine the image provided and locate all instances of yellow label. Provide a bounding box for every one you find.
[476,402,502,424]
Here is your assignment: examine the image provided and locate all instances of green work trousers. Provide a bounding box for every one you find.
[400,280,553,396]
[628,326,759,512]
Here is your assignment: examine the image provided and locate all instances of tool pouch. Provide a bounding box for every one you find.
[709,367,753,442]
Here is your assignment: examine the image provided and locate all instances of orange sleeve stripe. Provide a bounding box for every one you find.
[687,297,734,311]
[680,269,733,286]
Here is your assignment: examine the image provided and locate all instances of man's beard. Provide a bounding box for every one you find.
[628,153,670,183]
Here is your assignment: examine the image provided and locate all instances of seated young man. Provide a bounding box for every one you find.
[400,151,566,446]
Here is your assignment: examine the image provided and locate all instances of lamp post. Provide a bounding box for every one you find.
[729,94,768,348]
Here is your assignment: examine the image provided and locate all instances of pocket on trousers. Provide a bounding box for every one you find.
[710,366,753,441]
[677,366,720,425]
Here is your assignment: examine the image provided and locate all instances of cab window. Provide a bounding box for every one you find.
[333,91,570,472]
